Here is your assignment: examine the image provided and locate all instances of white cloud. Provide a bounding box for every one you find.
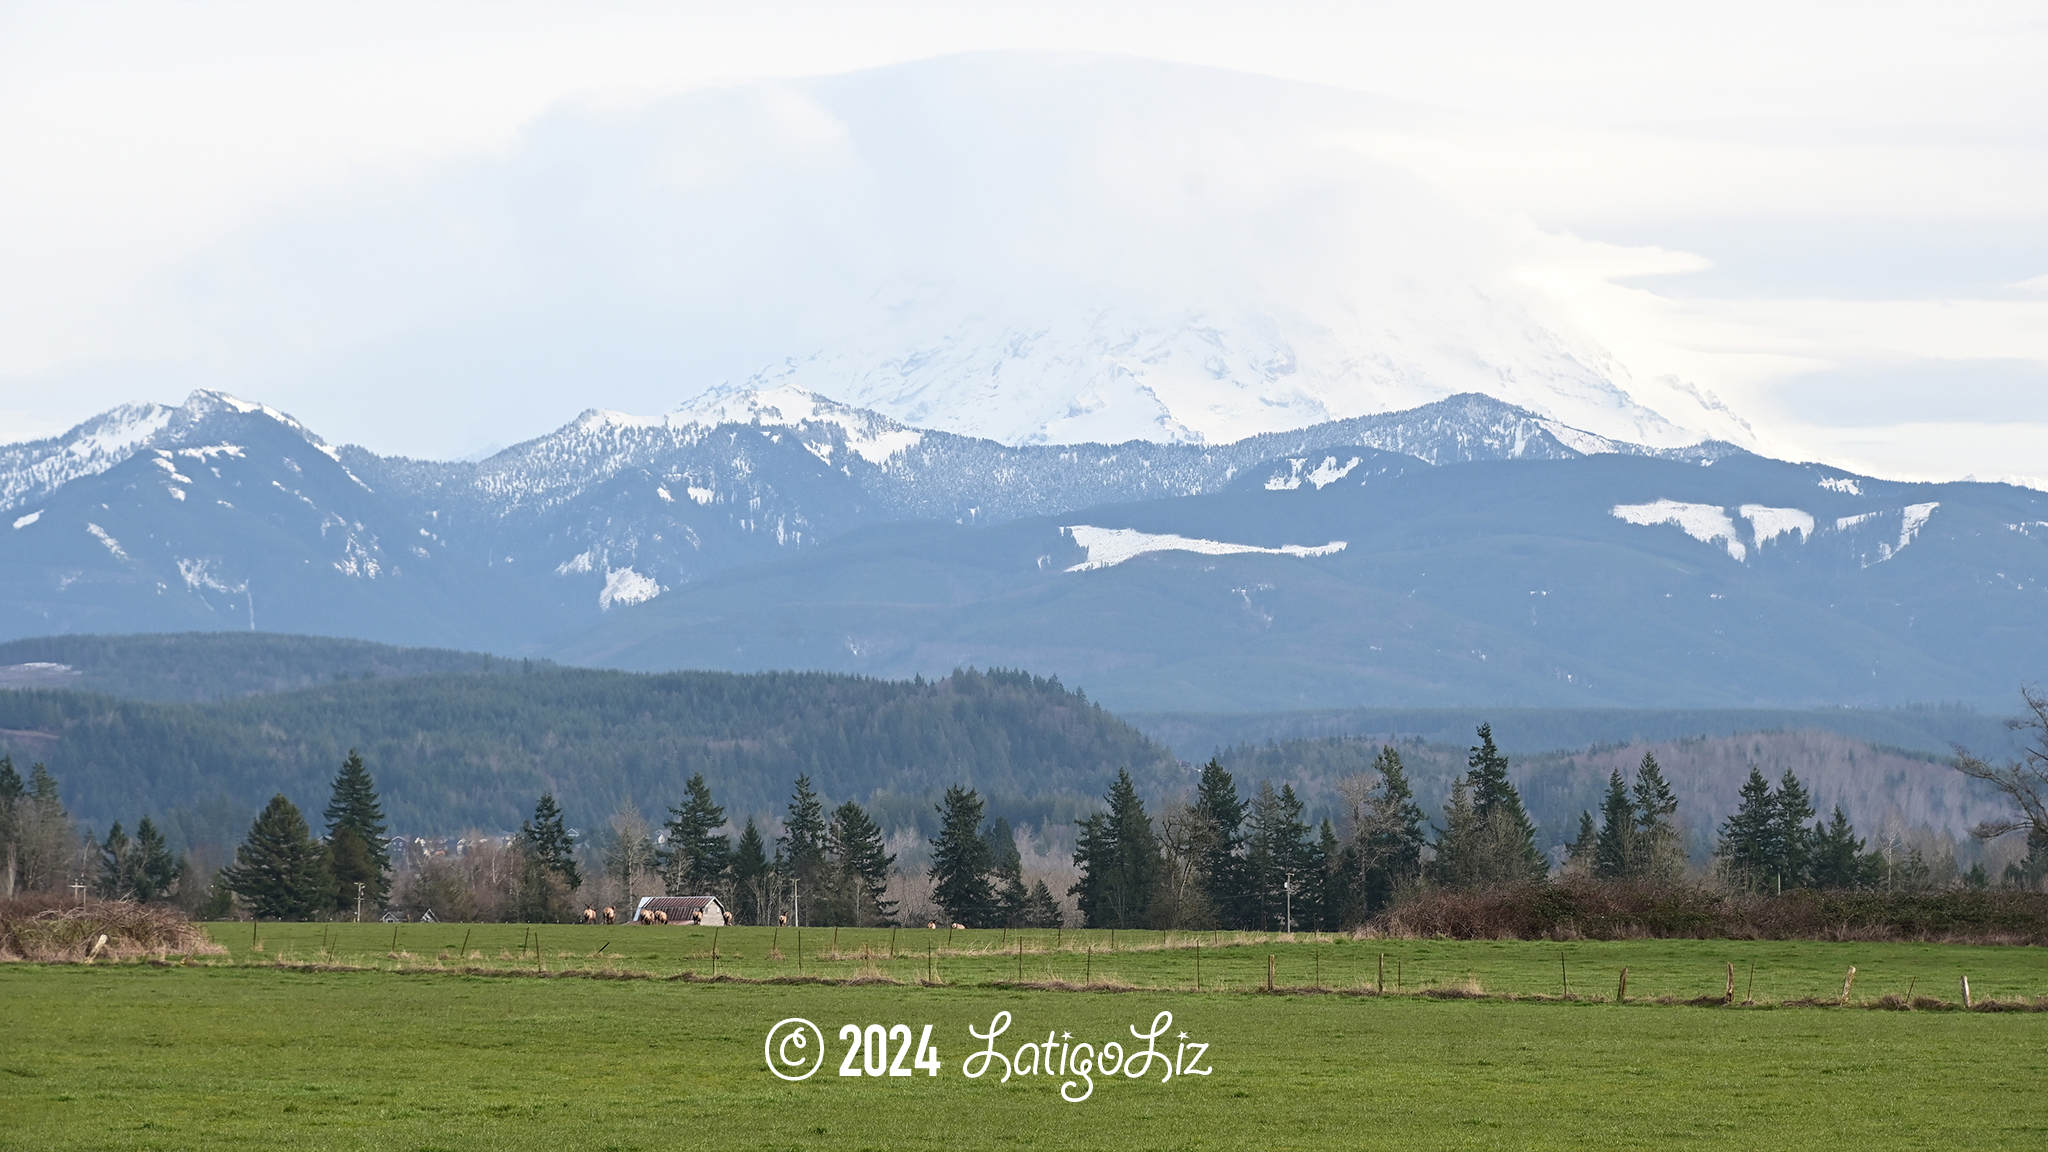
[0,2,2043,477]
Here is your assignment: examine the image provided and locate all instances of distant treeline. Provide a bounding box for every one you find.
[0,631,531,702]
[0,666,1179,843]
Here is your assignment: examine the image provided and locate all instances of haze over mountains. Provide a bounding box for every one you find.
[3,385,2043,712]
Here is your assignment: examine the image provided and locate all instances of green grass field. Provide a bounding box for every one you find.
[201,922,2048,1006]
[4,959,2047,1151]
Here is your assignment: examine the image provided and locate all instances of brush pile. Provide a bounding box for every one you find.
[0,893,223,961]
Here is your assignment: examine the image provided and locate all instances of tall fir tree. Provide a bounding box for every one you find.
[1430,779,1485,889]
[1592,769,1636,880]
[1631,753,1684,883]
[324,825,377,915]
[1191,759,1248,928]
[930,785,997,926]
[321,750,390,908]
[1356,745,1427,914]
[1070,769,1161,929]
[1465,724,1545,882]
[1717,767,1780,891]
[827,800,897,925]
[1312,819,1344,931]
[1770,769,1817,889]
[129,815,182,902]
[729,817,772,925]
[778,774,830,898]
[223,794,330,920]
[0,755,22,898]
[520,793,580,888]
[660,773,731,895]
[1245,782,1314,930]
[93,822,133,899]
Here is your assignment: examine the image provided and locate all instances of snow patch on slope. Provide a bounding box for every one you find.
[1739,505,1814,548]
[1266,455,1362,490]
[85,522,129,561]
[1612,500,1746,561]
[599,566,661,611]
[1062,525,1346,572]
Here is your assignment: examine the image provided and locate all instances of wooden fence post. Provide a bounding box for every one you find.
[1726,962,1735,1004]
[1961,976,1973,1009]
[1267,953,1275,992]
[1841,966,1857,1004]
[1379,952,1387,994]
[1616,966,1628,1003]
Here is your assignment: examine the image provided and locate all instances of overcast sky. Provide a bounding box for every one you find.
[2,0,2045,481]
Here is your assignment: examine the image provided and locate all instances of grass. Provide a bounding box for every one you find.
[3,961,2047,1151]
[200,922,2048,1006]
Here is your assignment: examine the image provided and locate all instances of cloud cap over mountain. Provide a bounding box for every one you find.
[11,53,1756,460]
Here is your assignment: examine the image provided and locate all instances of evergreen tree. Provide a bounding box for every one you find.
[1070,769,1161,929]
[223,794,330,920]
[129,815,182,903]
[827,800,896,925]
[1356,746,1427,914]
[324,825,375,915]
[1191,759,1248,928]
[520,793,580,889]
[1631,753,1684,883]
[0,755,22,899]
[660,773,731,895]
[1246,783,1314,930]
[2002,828,2048,892]
[1564,811,1598,875]
[1808,806,1868,889]
[1717,767,1779,891]
[1312,819,1344,931]
[321,750,390,907]
[1592,770,1636,880]
[92,813,178,904]
[1770,770,1817,889]
[1465,724,1545,882]
[778,774,830,895]
[1021,878,1064,928]
[94,821,133,899]
[1430,779,1484,889]
[930,786,997,926]
[730,817,772,924]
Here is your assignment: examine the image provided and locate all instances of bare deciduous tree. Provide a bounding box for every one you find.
[1953,688,2048,843]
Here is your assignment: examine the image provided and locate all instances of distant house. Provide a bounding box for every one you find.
[632,896,727,926]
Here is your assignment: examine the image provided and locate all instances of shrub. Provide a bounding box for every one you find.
[1371,879,2048,943]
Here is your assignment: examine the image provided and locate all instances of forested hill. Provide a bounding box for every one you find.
[0,632,530,702]
[0,667,1179,851]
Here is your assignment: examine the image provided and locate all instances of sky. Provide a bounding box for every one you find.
[1,0,2045,481]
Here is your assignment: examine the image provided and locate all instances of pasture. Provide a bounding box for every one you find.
[3,959,2047,1151]
[200,922,2048,1006]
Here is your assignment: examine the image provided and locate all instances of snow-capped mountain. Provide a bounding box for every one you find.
[3,385,2041,711]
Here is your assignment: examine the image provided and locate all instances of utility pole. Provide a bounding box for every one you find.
[791,879,801,929]
[355,882,366,923]
[1282,872,1295,935]
[70,878,87,908]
